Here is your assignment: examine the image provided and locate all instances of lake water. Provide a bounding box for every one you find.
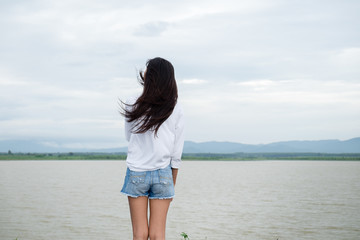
[0,160,359,240]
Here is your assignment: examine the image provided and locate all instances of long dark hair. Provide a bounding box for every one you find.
[121,57,178,135]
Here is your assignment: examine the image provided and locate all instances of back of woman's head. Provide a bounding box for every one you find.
[140,57,178,105]
[122,57,178,135]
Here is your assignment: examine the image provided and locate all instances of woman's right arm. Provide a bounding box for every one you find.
[124,99,133,142]
[125,118,131,141]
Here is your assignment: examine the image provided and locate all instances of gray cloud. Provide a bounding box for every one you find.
[0,0,359,148]
[133,21,169,37]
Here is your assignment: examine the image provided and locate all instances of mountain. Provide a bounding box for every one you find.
[183,138,360,153]
[0,140,127,153]
[1,137,359,153]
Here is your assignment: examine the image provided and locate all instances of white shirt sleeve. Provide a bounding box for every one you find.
[171,106,185,169]
[124,99,134,142]
[125,118,132,142]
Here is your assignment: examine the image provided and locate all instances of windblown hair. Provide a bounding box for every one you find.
[121,57,178,135]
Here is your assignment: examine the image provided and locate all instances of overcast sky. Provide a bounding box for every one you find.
[0,0,359,149]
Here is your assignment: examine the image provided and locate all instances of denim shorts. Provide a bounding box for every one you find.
[121,164,175,199]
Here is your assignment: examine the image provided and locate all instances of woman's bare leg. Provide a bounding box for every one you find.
[128,196,149,240]
[148,199,172,240]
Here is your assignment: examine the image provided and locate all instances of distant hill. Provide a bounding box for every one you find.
[0,140,128,153]
[183,138,360,153]
[0,137,359,153]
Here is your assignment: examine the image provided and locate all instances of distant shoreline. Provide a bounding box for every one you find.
[1,152,360,161]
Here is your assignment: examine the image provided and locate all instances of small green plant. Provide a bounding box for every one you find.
[180,232,189,240]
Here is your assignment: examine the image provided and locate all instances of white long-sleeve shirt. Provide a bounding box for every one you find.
[124,97,185,171]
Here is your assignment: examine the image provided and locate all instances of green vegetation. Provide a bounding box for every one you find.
[180,232,190,240]
[1,152,360,161]
[182,152,360,161]
[0,152,127,160]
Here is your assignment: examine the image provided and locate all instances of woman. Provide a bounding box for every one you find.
[120,57,185,240]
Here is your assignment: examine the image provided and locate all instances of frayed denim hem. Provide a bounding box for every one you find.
[120,191,148,198]
[120,191,174,199]
[149,195,175,200]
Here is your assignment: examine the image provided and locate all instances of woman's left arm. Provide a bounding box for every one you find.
[170,106,185,169]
